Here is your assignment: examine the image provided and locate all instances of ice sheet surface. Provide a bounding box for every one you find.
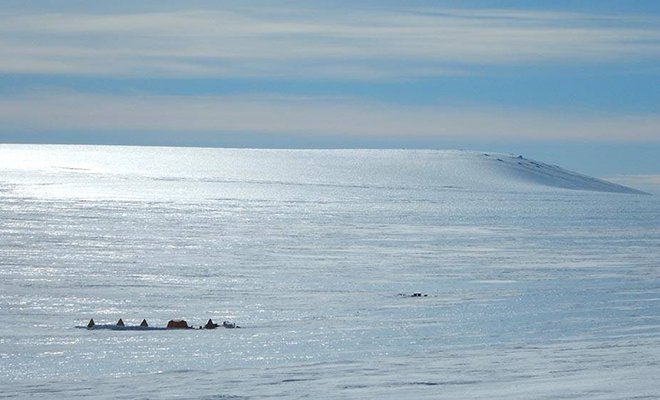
[1,145,659,399]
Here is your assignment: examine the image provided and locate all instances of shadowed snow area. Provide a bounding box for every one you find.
[0,145,658,399]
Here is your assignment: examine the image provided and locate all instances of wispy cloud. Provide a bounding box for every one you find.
[1,91,659,142]
[1,6,659,79]
[607,175,660,185]
[605,174,660,194]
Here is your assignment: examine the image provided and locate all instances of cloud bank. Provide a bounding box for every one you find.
[1,6,659,79]
[1,92,658,142]
[1,4,658,147]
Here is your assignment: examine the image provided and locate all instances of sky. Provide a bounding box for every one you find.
[0,0,659,180]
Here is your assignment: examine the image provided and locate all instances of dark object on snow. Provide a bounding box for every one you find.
[166,319,190,329]
[401,292,428,298]
[205,319,219,329]
[81,318,238,330]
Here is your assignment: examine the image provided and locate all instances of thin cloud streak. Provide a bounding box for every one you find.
[1,92,658,142]
[1,7,659,78]
[606,174,660,194]
[607,175,660,185]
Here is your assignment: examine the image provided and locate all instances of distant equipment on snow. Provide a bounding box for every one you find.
[81,318,240,330]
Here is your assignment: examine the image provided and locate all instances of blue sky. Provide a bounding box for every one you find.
[0,0,659,179]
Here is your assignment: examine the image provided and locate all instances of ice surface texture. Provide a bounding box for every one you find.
[0,145,658,399]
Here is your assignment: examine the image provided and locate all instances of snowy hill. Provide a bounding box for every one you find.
[0,146,649,197]
[196,149,648,195]
[453,151,649,194]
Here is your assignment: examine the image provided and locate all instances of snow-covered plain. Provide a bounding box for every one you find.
[1,145,659,399]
